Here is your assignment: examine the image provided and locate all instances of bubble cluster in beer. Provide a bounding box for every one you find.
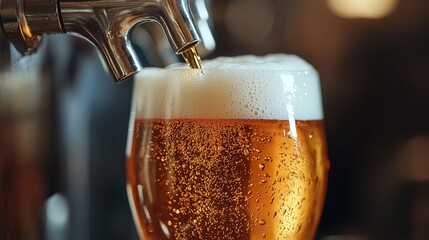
[133,54,323,121]
[128,119,328,239]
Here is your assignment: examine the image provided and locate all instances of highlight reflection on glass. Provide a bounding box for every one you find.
[126,54,330,239]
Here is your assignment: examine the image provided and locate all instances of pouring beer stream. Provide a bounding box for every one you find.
[182,46,203,69]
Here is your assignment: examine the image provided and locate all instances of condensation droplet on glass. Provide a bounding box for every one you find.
[259,163,265,171]
[258,219,266,225]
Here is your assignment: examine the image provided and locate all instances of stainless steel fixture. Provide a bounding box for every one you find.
[132,0,215,67]
[0,0,201,82]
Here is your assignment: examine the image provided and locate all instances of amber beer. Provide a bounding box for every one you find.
[126,55,330,240]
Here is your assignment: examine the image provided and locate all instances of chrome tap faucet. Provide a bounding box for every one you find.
[0,0,201,82]
[132,0,215,67]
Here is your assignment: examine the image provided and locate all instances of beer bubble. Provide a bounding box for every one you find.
[243,149,250,156]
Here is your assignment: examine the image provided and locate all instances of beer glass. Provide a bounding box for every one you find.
[126,54,330,239]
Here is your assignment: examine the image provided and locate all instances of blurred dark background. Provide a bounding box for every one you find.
[1,0,429,239]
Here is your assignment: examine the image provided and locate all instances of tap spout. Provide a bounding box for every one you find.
[159,0,202,53]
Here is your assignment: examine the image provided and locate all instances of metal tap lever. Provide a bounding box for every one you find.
[0,0,201,82]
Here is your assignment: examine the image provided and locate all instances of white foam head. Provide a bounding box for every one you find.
[132,54,324,120]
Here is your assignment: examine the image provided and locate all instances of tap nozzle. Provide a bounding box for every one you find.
[132,0,215,67]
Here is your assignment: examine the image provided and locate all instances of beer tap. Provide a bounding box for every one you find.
[0,0,201,82]
[132,0,215,67]
[132,0,216,67]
